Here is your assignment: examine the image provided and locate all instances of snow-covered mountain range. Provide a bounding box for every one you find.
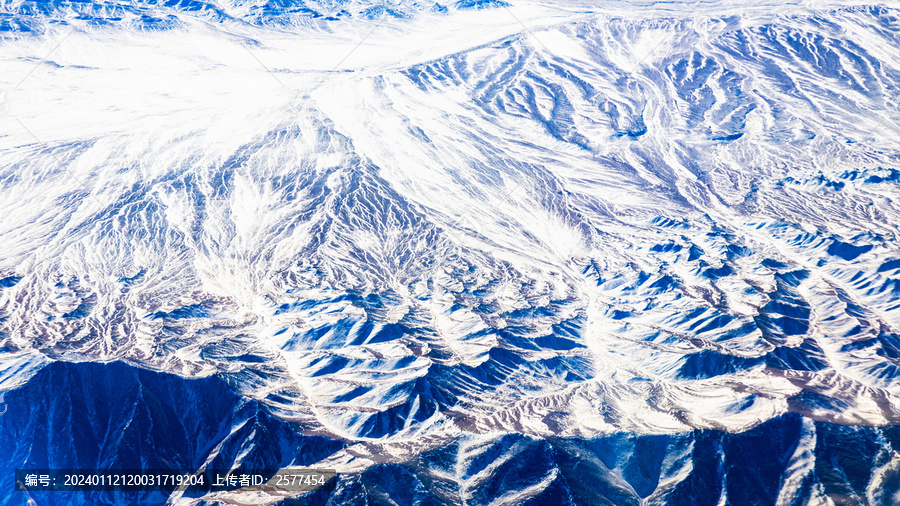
[1,0,900,503]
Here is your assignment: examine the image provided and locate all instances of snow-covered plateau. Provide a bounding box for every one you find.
[1,0,900,503]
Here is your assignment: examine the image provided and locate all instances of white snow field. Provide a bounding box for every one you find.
[1,0,900,502]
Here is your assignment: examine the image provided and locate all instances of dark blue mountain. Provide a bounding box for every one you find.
[0,360,344,505]
[2,361,899,504]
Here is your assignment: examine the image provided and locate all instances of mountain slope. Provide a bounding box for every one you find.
[1,0,899,503]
